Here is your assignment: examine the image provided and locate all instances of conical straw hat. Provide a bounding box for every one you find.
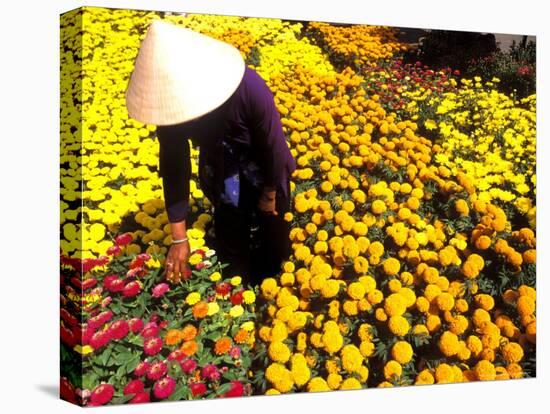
[125,19,245,126]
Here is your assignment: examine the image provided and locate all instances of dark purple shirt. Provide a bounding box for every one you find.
[156,66,296,223]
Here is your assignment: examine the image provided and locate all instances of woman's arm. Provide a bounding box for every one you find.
[246,71,291,214]
[157,124,192,282]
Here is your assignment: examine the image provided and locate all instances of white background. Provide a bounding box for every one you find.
[0,0,546,412]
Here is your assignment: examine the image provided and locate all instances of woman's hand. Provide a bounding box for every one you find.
[164,220,189,283]
[258,186,278,216]
[164,241,190,283]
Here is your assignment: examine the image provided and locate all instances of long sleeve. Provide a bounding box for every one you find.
[157,124,191,223]
[246,71,292,189]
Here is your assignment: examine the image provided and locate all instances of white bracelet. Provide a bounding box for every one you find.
[171,237,188,245]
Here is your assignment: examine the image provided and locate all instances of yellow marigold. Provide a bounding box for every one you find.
[391,341,413,364]
[290,354,311,387]
[321,279,341,298]
[368,241,384,256]
[359,275,376,293]
[360,340,375,357]
[353,256,369,274]
[455,199,469,216]
[265,363,294,393]
[343,300,359,316]
[185,292,201,306]
[268,341,291,363]
[502,342,524,363]
[261,278,280,300]
[388,315,410,336]
[347,282,366,300]
[371,199,387,215]
[506,362,523,379]
[475,235,492,250]
[475,360,496,381]
[307,377,330,392]
[472,308,491,327]
[322,330,344,354]
[435,363,454,384]
[384,293,407,316]
[242,290,256,304]
[382,257,401,275]
[415,369,435,385]
[341,344,364,373]
[517,295,535,316]
[340,377,362,390]
[436,292,455,311]
[439,331,460,357]
[475,293,495,311]
[327,373,343,390]
[426,315,441,333]
[383,360,402,380]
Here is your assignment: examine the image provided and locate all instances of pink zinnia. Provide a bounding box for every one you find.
[101,296,112,308]
[89,383,114,406]
[123,281,141,297]
[152,283,170,298]
[224,380,244,398]
[123,379,144,396]
[180,358,197,374]
[201,364,220,381]
[147,360,168,381]
[129,392,150,404]
[141,321,160,338]
[153,376,176,400]
[143,337,163,356]
[128,318,144,334]
[229,345,241,359]
[133,360,150,377]
[190,382,207,397]
[108,319,129,340]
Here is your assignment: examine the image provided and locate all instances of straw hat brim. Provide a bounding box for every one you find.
[125,19,245,126]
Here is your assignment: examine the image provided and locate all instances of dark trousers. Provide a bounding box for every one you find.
[210,177,292,287]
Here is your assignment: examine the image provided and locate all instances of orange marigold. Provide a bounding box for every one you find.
[181,324,198,341]
[214,337,232,355]
[180,340,198,357]
[234,328,249,344]
[192,301,209,319]
[165,329,184,346]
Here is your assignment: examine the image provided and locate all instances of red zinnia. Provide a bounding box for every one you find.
[133,360,150,377]
[115,232,133,246]
[123,379,145,396]
[230,290,244,305]
[190,382,207,397]
[129,392,150,404]
[143,337,163,356]
[123,281,141,297]
[147,360,168,381]
[90,383,114,406]
[153,376,176,400]
[224,380,244,398]
[106,244,122,256]
[108,319,129,340]
[215,282,232,297]
[128,318,144,334]
[141,321,160,338]
[180,358,197,374]
[90,330,110,350]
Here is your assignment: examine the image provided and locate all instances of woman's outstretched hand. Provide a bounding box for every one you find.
[258,187,278,216]
[164,240,190,283]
